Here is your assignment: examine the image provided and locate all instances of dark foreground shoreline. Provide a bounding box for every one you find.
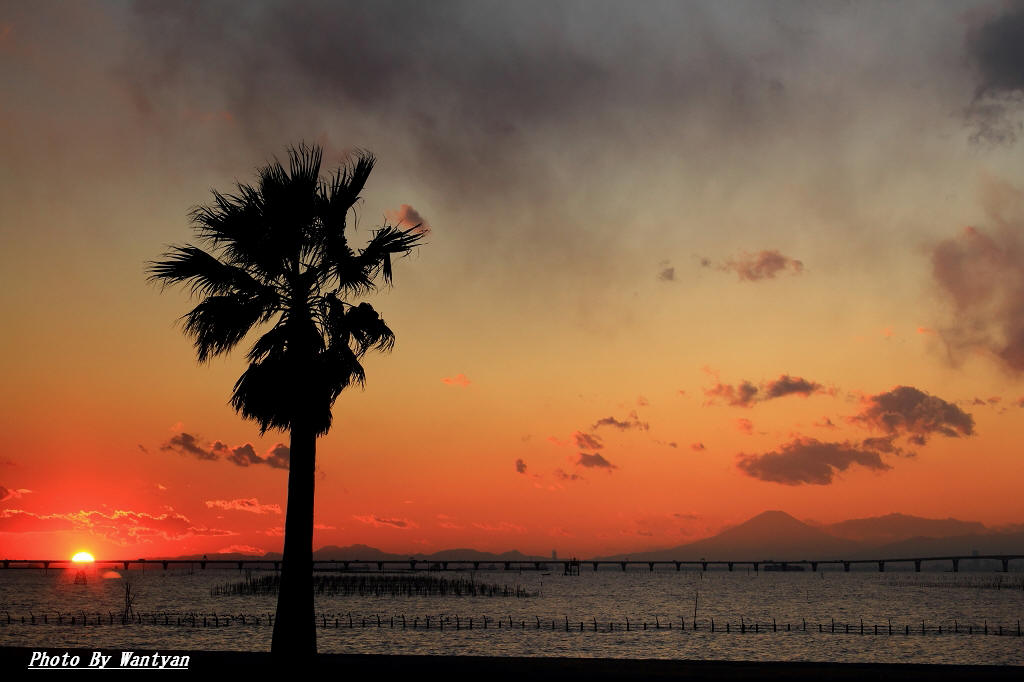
[2,647,1020,679]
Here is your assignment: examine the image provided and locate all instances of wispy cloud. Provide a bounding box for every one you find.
[706,250,804,282]
[0,508,234,543]
[205,498,281,515]
[931,189,1024,374]
[352,514,417,529]
[384,203,431,234]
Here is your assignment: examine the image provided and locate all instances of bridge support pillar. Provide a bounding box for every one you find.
[123,561,130,570]
[878,561,884,572]
[914,560,921,573]
[43,562,49,570]
[343,561,349,571]
[505,562,511,571]
[728,562,733,572]
[952,558,959,573]
[2,560,7,569]
[701,561,707,572]
[442,562,449,570]
[474,562,480,570]
[1002,559,1009,573]
[274,561,280,572]
[674,561,681,572]
[592,562,599,572]
[200,561,206,570]
[843,561,850,572]
[238,561,243,571]
[377,561,383,571]
[811,562,817,572]
[410,560,417,570]
[620,562,627,572]
[162,561,168,570]
[753,563,758,573]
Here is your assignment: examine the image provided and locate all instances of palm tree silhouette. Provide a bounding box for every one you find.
[148,143,424,655]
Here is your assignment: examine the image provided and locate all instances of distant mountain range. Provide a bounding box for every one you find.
[164,511,1024,562]
[597,511,1024,562]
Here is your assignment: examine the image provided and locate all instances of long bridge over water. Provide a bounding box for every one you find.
[3,555,1022,573]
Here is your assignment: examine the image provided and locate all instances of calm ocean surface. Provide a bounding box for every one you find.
[1,566,1022,665]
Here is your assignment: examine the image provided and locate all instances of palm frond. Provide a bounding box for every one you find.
[189,188,287,279]
[182,295,276,363]
[326,300,395,356]
[325,150,375,218]
[247,323,290,363]
[148,245,281,302]
[331,225,423,293]
[231,355,299,434]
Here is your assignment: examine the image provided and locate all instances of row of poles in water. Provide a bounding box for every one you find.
[2,611,1022,636]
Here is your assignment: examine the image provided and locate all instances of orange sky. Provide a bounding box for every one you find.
[2,1,1024,560]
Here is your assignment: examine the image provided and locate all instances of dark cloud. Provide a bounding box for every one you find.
[554,468,584,482]
[704,380,759,407]
[572,431,603,450]
[690,442,706,451]
[705,373,828,407]
[764,374,824,398]
[658,266,676,282]
[965,4,1024,144]
[592,410,648,431]
[160,433,289,469]
[850,386,975,442]
[264,444,290,469]
[931,188,1024,374]
[716,250,803,282]
[735,418,754,435]
[109,0,923,306]
[161,432,219,461]
[736,437,891,486]
[515,458,527,474]
[576,452,617,470]
[860,436,915,458]
[224,443,262,467]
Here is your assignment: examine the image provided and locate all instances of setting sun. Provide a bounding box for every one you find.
[71,552,94,564]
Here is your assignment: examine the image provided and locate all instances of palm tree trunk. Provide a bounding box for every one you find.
[271,419,317,656]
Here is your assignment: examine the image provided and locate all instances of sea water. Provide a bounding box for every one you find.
[0,566,1021,664]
